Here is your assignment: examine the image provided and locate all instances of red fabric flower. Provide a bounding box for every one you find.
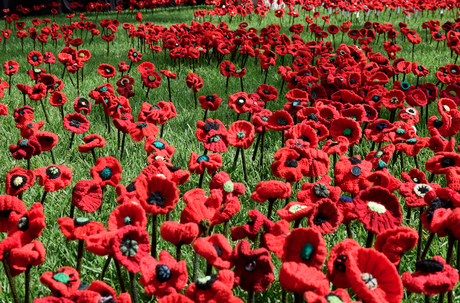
[271,147,309,182]
[199,94,222,111]
[256,84,278,102]
[193,234,233,269]
[227,120,255,149]
[27,50,43,66]
[40,267,80,297]
[3,60,19,76]
[58,217,106,241]
[330,117,362,145]
[9,136,42,160]
[188,152,222,175]
[145,137,175,157]
[160,221,199,245]
[78,134,105,153]
[282,227,326,269]
[8,240,45,277]
[297,175,341,204]
[129,122,159,141]
[74,97,91,115]
[0,195,26,232]
[327,239,361,288]
[139,250,188,298]
[97,63,116,78]
[136,175,179,215]
[108,202,147,231]
[90,156,122,187]
[267,110,293,131]
[185,73,203,93]
[35,164,72,192]
[5,167,35,196]
[334,156,373,195]
[280,262,330,295]
[374,226,418,265]
[141,70,162,88]
[71,180,103,213]
[251,180,291,202]
[231,210,274,242]
[113,225,150,273]
[228,92,253,114]
[63,113,90,134]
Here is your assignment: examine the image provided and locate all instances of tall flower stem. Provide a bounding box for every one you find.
[39,98,50,123]
[416,207,425,260]
[365,230,374,248]
[76,239,84,273]
[120,133,127,160]
[100,255,113,280]
[25,266,31,303]
[192,251,200,282]
[241,147,248,182]
[151,214,158,258]
[198,172,205,188]
[129,271,139,303]
[175,243,182,262]
[2,252,20,303]
[266,198,276,220]
[420,232,436,260]
[114,259,127,293]
[69,132,76,150]
[40,190,48,205]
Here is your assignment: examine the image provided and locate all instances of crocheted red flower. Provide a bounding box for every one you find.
[322,136,349,156]
[142,70,162,89]
[108,202,147,231]
[129,122,159,141]
[280,262,330,295]
[365,144,395,169]
[421,188,460,237]
[354,186,402,234]
[90,157,122,187]
[6,202,45,248]
[425,152,460,174]
[27,50,43,66]
[308,199,343,234]
[256,84,278,102]
[8,240,46,277]
[185,269,240,302]
[185,73,203,93]
[282,227,326,269]
[267,110,293,131]
[334,156,373,195]
[39,267,80,297]
[297,175,341,204]
[97,64,116,78]
[13,105,34,123]
[4,60,19,76]
[160,70,177,79]
[193,233,233,269]
[144,137,174,157]
[330,117,362,145]
[188,152,222,175]
[227,120,255,149]
[347,248,403,303]
[9,136,42,160]
[270,147,309,182]
[137,62,155,75]
[232,240,274,292]
[71,180,103,213]
[136,175,179,215]
[160,221,199,246]
[5,167,35,196]
[251,180,291,202]
[304,289,353,303]
[127,48,142,62]
[399,180,440,208]
[209,171,245,201]
[303,148,330,178]
[58,217,106,241]
[364,119,396,143]
[231,210,274,242]
[16,119,45,139]
[73,97,91,115]
[374,226,418,265]
[327,239,361,288]
[63,113,90,134]
[35,164,73,192]
[0,195,26,232]
[219,60,235,77]
[78,134,105,153]
[77,281,131,303]
[228,92,253,114]
[139,250,188,298]
[113,225,150,273]
[199,94,222,111]
[402,256,459,295]
[285,123,319,149]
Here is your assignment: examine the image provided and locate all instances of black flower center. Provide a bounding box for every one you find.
[203,122,220,133]
[277,117,287,125]
[205,95,215,102]
[18,215,29,231]
[307,113,319,123]
[74,218,90,226]
[155,264,171,282]
[147,191,167,206]
[313,183,330,198]
[213,244,222,257]
[10,175,26,190]
[137,123,148,129]
[196,274,218,290]
[120,237,138,257]
[333,254,347,272]
[440,158,455,168]
[98,166,113,181]
[46,166,61,179]
[348,156,361,164]
[285,160,298,167]
[426,197,454,222]
[313,212,329,225]
[236,97,246,105]
[415,259,444,273]
[244,260,256,272]
[376,122,387,130]
[70,119,81,128]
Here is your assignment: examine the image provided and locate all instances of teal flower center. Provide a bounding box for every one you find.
[197,155,209,163]
[99,166,112,181]
[53,272,70,284]
[237,132,245,138]
[300,243,314,260]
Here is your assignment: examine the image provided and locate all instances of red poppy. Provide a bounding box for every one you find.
[374,226,418,265]
[425,152,460,174]
[40,267,80,297]
[297,175,341,204]
[230,209,274,242]
[280,262,330,296]
[118,61,129,73]
[35,131,58,152]
[267,110,293,131]
[9,136,42,160]
[228,92,253,114]
[97,63,116,78]
[322,136,349,156]
[160,221,199,246]
[193,234,233,270]
[334,156,373,195]
[5,167,35,197]
[185,73,203,93]
[188,152,222,175]
[232,240,274,292]
[136,175,179,215]
[58,217,106,241]
[3,60,19,76]
[0,195,26,232]
[62,112,89,134]
[108,202,147,232]
[8,240,45,277]
[16,119,45,139]
[77,134,105,154]
[220,60,235,77]
[90,157,122,187]
[34,164,72,192]
[49,91,67,107]
[256,84,278,102]
[281,227,326,269]
[127,48,142,62]
[227,121,255,149]
[330,117,362,145]
[129,122,159,142]
[113,113,135,134]
[27,50,43,66]
[327,239,361,288]
[160,70,177,79]
[144,137,175,157]
[141,70,162,89]
[251,180,291,203]
[71,180,103,213]
[74,97,91,115]
[113,225,150,273]
[198,94,222,111]
[28,83,47,101]
[347,248,403,303]
[271,147,309,182]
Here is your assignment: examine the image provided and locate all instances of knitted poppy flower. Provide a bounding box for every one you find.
[347,248,403,303]
[160,221,199,246]
[77,281,131,303]
[425,152,460,174]
[251,180,291,203]
[303,148,330,178]
[97,64,116,78]
[256,84,278,102]
[282,227,326,269]
[9,136,42,160]
[90,156,122,187]
[227,121,255,149]
[78,134,105,154]
[108,202,147,231]
[267,110,293,131]
[219,60,235,77]
[6,203,44,250]
[198,94,222,111]
[185,73,203,93]
[374,226,418,265]
[136,175,179,215]
[16,119,45,139]
[334,156,373,195]
[0,195,26,232]
[139,250,188,298]
[364,119,396,143]
[3,60,19,76]
[71,180,103,213]
[40,267,80,297]
[142,70,162,89]
[160,70,177,79]
[304,288,353,303]
[354,186,402,234]
[128,48,142,62]
[113,225,150,273]
[27,50,43,66]
[28,83,47,101]
[421,188,460,237]
[271,147,309,182]
[129,122,159,142]
[63,113,90,134]
[403,256,459,296]
[8,240,46,277]
[74,97,91,115]
[13,105,34,123]
[297,175,341,204]
[228,92,253,114]
[327,239,361,288]
[231,210,274,242]
[188,152,222,175]
[308,199,343,234]
[367,169,402,192]
[322,136,349,156]
[193,234,233,269]
[277,202,313,223]
[34,164,72,192]
[5,168,34,200]
[232,240,274,292]
[58,217,106,241]
[330,117,362,145]
[137,62,155,75]
[280,262,330,296]
[49,91,67,107]
[285,123,319,149]
[145,137,175,157]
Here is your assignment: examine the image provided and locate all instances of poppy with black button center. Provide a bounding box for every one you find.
[63,113,90,134]
[97,63,116,78]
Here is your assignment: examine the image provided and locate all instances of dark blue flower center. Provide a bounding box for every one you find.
[155,264,171,282]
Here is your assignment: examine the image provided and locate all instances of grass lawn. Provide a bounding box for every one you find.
[0,4,458,302]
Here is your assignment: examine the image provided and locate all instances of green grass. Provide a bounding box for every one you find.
[0,5,458,302]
